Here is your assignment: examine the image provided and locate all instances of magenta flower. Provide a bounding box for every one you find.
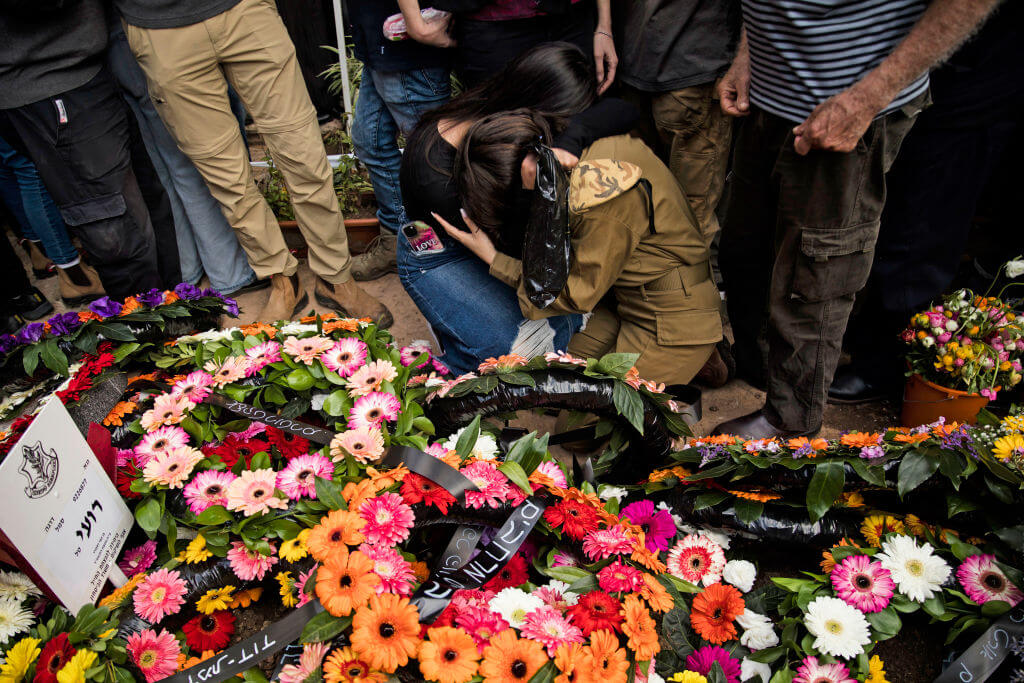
[620,499,676,551]
[830,554,895,613]
[686,646,741,683]
[119,540,157,577]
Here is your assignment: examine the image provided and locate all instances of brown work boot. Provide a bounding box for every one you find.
[57,262,105,306]
[22,240,55,279]
[258,273,308,323]
[695,348,729,387]
[314,276,393,328]
[350,232,398,281]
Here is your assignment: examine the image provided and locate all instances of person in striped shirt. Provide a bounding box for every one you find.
[711,0,1003,439]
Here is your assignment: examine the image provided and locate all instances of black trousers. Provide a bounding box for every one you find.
[1,231,31,311]
[0,68,164,300]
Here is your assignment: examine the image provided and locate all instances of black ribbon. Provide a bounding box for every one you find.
[156,601,323,683]
[382,446,479,505]
[934,605,1024,682]
[411,497,548,621]
[203,393,334,445]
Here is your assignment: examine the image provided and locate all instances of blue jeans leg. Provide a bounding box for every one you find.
[351,67,450,235]
[0,135,79,265]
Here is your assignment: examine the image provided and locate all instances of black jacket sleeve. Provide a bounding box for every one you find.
[552,98,640,157]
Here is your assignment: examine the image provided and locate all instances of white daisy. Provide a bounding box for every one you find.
[804,596,871,659]
[0,599,34,642]
[876,535,951,602]
[488,587,545,628]
[443,427,499,460]
[0,572,40,603]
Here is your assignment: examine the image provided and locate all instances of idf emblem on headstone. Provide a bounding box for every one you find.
[18,441,59,499]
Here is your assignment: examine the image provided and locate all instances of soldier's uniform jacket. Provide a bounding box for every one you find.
[489,134,723,383]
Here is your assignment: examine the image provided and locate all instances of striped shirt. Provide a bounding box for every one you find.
[742,0,930,122]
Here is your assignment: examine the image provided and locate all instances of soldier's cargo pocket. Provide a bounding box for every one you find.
[791,221,880,303]
[656,309,722,346]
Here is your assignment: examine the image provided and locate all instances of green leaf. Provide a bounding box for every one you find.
[285,367,314,391]
[946,494,979,518]
[865,606,901,640]
[241,668,269,683]
[897,449,939,498]
[322,390,348,417]
[597,352,639,377]
[134,498,161,533]
[849,458,887,487]
[249,451,272,470]
[113,342,141,363]
[543,567,590,584]
[499,461,532,495]
[300,612,350,644]
[771,577,815,593]
[733,498,764,524]
[22,343,42,376]
[747,646,785,664]
[693,491,730,511]
[921,595,945,618]
[528,661,557,683]
[501,371,536,387]
[805,461,845,522]
[315,476,347,510]
[769,666,794,683]
[612,381,645,433]
[412,417,435,435]
[994,525,1024,553]
[706,662,727,683]
[660,606,695,659]
[93,322,136,342]
[981,600,1012,617]
[454,416,481,460]
[40,339,69,376]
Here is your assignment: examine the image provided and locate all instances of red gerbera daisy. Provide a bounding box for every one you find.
[400,473,457,514]
[209,435,270,468]
[543,499,600,540]
[484,555,530,592]
[116,461,142,499]
[266,426,311,459]
[35,633,76,683]
[182,611,236,651]
[567,590,625,635]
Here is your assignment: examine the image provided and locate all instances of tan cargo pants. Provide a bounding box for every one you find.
[122,0,352,283]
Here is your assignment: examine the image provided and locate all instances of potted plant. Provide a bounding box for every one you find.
[900,270,1024,425]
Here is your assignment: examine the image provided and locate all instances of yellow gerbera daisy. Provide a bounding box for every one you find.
[0,637,41,683]
[669,673,708,683]
[196,585,236,614]
[182,534,212,564]
[866,655,889,683]
[56,650,97,683]
[97,573,146,608]
[860,515,905,548]
[277,571,297,608]
[279,529,311,563]
[992,434,1024,461]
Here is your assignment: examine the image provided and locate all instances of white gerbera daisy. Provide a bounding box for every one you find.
[444,427,499,460]
[876,535,951,602]
[0,599,35,642]
[488,587,545,628]
[0,572,41,603]
[804,596,871,659]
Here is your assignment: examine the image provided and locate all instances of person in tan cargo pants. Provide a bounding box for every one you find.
[116,0,391,325]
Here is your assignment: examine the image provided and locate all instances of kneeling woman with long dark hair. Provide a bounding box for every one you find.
[436,110,722,385]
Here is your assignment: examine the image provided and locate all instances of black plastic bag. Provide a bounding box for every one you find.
[522,144,571,309]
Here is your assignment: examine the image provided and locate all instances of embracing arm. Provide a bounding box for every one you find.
[792,0,1002,154]
[397,0,455,47]
[553,99,640,158]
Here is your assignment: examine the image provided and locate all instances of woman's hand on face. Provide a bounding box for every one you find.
[552,147,579,170]
[432,210,498,266]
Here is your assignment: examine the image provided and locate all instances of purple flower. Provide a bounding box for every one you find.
[222,297,239,317]
[137,288,165,308]
[47,311,82,336]
[0,334,18,354]
[699,443,725,468]
[793,444,814,458]
[860,445,885,460]
[16,323,44,344]
[174,282,202,300]
[89,296,122,317]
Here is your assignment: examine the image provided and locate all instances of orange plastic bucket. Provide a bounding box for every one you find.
[901,373,991,426]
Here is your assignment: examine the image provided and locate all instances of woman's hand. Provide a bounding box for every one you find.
[432,210,497,266]
[552,148,579,170]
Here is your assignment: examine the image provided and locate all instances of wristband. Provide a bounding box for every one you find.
[595,30,612,39]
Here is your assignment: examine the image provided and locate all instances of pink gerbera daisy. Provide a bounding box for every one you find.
[226,468,288,516]
[454,604,511,653]
[142,445,203,489]
[346,359,398,397]
[183,470,237,515]
[133,568,187,623]
[320,337,368,377]
[831,554,895,613]
[140,393,193,431]
[551,551,580,568]
[135,425,190,466]
[597,560,644,593]
[118,540,157,577]
[620,499,677,552]
[520,606,584,655]
[359,543,416,596]
[432,358,450,375]
[329,427,385,464]
[245,341,282,371]
[532,460,567,490]
[283,335,334,365]
[534,582,578,611]
[203,355,252,387]
[582,527,635,561]
[278,643,330,683]
[793,656,855,683]
[957,554,1024,606]
[686,646,742,683]
[461,461,511,509]
[171,371,215,403]
[347,391,401,430]
[126,629,181,683]
[359,492,415,546]
[296,565,317,607]
[276,454,333,500]
[667,534,727,586]
[399,342,432,368]
[227,541,279,581]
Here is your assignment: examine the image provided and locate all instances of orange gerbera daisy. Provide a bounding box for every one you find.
[840,432,883,449]
[343,479,379,510]
[639,574,674,613]
[630,541,668,574]
[119,296,141,316]
[620,594,659,660]
[820,538,860,573]
[787,436,829,453]
[692,434,737,446]
[366,464,408,490]
[410,561,430,583]
[689,583,745,645]
[79,310,103,322]
[103,400,138,427]
[308,509,367,561]
[323,646,386,683]
[581,629,629,683]
[323,318,366,334]
[553,642,589,683]
[419,626,481,683]
[228,587,262,608]
[893,432,929,444]
[350,594,421,673]
[479,629,547,683]
[316,548,379,617]
[727,488,782,503]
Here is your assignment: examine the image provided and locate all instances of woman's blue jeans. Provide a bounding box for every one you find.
[0,134,78,265]
[397,231,582,375]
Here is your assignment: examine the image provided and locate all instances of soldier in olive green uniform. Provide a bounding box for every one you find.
[442,132,722,385]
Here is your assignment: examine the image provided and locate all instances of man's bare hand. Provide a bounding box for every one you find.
[792,87,877,155]
[407,12,455,48]
[718,58,750,117]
